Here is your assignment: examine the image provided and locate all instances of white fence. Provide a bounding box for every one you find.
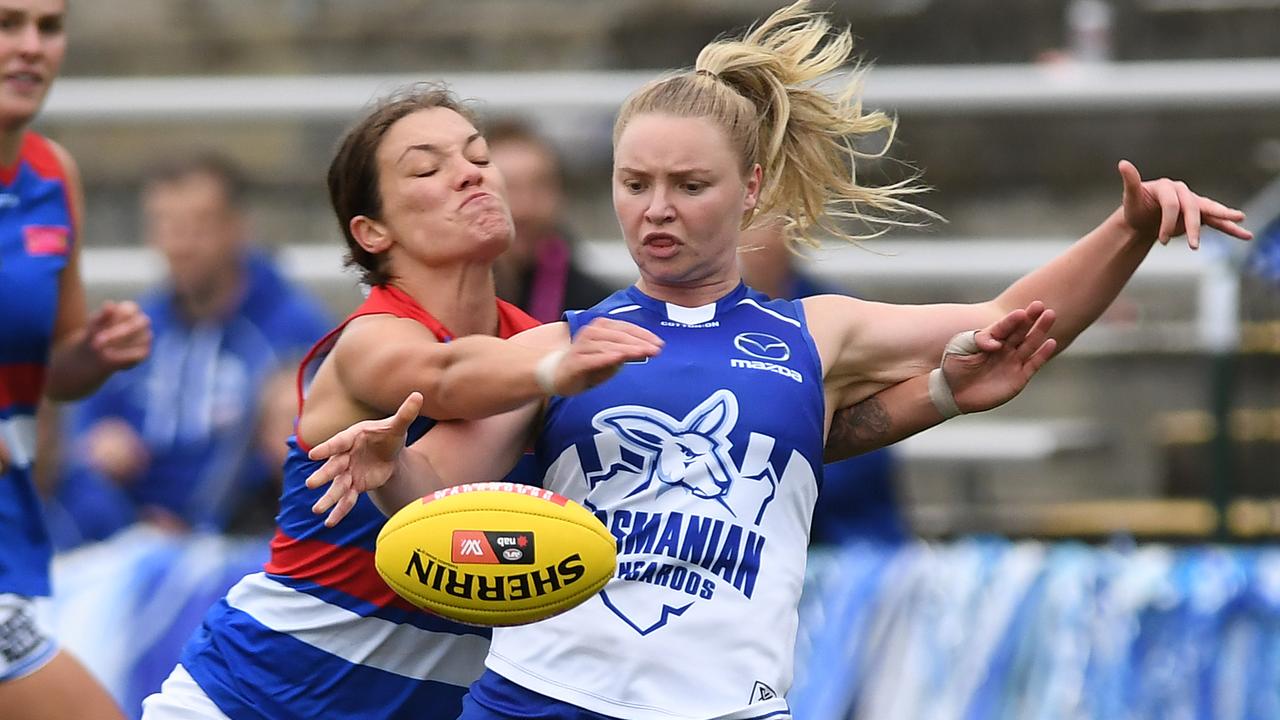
[43,59,1280,123]
[83,234,1238,355]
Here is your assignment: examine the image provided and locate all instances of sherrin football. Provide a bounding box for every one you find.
[375,482,617,627]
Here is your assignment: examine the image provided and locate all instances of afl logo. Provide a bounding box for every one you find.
[733,332,790,361]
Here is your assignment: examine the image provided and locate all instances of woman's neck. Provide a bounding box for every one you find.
[391,261,500,338]
[635,274,741,308]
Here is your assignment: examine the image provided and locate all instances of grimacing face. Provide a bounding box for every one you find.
[612,113,759,292]
[0,0,65,130]
[361,107,514,269]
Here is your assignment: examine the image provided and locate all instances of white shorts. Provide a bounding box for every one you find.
[141,664,231,720]
[0,594,57,682]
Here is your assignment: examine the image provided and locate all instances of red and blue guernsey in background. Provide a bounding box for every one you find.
[175,285,540,719]
[0,132,75,599]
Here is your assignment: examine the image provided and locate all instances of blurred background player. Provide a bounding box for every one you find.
[0,1,151,719]
[487,119,614,322]
[47,153,331,546]
[737,220,907,545]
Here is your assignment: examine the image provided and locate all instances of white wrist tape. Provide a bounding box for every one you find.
[929,330,980,419]
[535,349,567,396]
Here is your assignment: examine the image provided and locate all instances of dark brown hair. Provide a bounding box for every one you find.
[327,83,476,286]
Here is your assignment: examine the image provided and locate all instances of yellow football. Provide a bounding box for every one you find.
[374,482,616,627]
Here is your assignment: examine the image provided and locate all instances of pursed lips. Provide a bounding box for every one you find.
[460,192,496,209]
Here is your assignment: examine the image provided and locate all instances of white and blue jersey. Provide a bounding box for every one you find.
[484,283,825,720]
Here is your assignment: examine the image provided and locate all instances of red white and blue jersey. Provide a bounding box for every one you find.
[178,285,539,719]
[0,132,75,598]
[484,283,824,720]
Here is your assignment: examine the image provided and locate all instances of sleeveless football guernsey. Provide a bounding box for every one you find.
[176,286,539,719]
[485,283,824,720]
[0,132,75,598]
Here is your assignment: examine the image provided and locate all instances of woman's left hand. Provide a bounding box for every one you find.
[306,392,423,527]
[1118,160,1253,249]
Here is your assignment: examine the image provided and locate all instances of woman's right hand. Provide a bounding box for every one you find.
[546,318,663,396]
[941,301,1057,415]
[305,391,423,527]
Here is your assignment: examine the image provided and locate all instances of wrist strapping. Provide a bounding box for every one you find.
[535,349,567,396]
[928,330,980,419]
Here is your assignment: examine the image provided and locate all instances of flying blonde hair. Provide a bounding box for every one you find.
[613,0,933,250]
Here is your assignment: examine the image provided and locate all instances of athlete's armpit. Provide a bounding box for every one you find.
[824,396,891,462]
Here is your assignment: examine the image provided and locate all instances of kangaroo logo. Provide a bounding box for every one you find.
[555,389,815,636]
[594,389,739,513]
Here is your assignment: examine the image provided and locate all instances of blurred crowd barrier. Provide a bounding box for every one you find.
[40,530,1280,719]
[792,540,1280,719]
[42,527,268,717]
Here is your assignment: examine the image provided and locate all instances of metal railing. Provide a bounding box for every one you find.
[83,235,1232,355]
[42,59,1280,123]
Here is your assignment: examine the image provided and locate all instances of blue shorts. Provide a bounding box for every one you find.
[460,670,621,720]
[0,594,57,682]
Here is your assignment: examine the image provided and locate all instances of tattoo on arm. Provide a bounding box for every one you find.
[825,396,892,461]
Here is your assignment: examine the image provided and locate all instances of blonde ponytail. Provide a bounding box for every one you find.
[614,0,933,250]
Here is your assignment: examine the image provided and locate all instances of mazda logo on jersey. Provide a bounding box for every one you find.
[733,332,790,361]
